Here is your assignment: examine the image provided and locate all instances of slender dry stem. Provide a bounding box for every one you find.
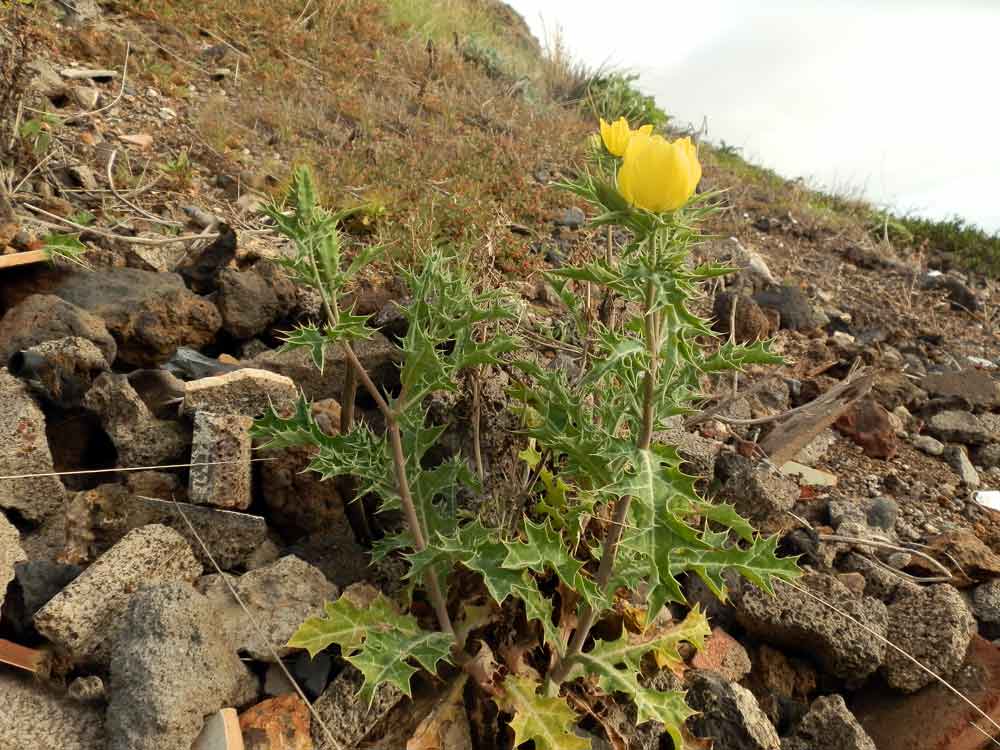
[306,243,456,642]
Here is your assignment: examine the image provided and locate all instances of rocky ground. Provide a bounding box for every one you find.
[3,2,1000,750]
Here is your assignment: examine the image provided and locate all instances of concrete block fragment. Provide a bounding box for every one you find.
[189,412,253,509]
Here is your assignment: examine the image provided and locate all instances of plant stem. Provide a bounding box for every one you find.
[340,365,357,433]
[306,244,456,642]
[547,278,661,690]
[343,342,457,641]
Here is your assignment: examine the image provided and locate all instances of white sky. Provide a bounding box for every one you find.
[507,1,1000,232]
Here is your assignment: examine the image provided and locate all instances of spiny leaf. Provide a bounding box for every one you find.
[503,519,602,608]
[287,592,453,707]
[700,340,784,373]
[287,592,415,657]
[673,535,801,599]
[569,608,709,747]
[443,522,564,654]
[278,323,329,371]
[499,674,590,750]
[348,627,453,706]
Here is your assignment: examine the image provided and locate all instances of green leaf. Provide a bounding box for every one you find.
[287,592,453,707]
[287,592,414,657]
[278,323,329,371]
[503,519,602,608]
[579,335,645,390]
[700,340,784,373]
[348,627,453,706]
[673,534,801,599]
[499,674,590,750]
[41,233,89,268]
[569,608,710,748]
[440,521,564,653]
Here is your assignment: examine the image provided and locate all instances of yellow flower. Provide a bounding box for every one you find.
[617,132,701,213]
[599,117,653,157]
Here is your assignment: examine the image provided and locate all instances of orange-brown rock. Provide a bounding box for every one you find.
[239,695,312,750]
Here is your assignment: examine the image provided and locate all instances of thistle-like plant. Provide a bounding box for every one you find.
[253,167,517,649]
[255,151,800,750]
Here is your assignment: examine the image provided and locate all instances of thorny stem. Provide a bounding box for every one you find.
[307,245,457,642]
[547,277,661,690]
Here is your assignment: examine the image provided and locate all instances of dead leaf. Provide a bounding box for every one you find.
[454,599,496,647]
[557,581,579,649]
[407,675,472,750]
[499,636,542,683]
[120,133,154,149]
[464,642,501,697]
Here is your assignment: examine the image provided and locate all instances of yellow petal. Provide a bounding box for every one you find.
[599,116,633,157]
[617,132,701,213]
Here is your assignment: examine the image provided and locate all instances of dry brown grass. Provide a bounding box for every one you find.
[101,0,592,275]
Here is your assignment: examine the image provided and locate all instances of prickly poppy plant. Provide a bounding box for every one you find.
[254,133,799,748]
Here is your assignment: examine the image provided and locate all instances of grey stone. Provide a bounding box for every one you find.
[736,573,887,684]
[200,555,336,661]
[1,513,26,610]
[260,444,348,535]
[944,445,980,488]
[28,58,68,99]
[882,583,975,692]
[795,429,837,465]
[312,665,403,749]
[34,524,201,666]
[0,293,116,365]
[291,650,333,698]
[840,553,905,603]
[912,434,945,456]
[922,273,979,312]
[866,496,898,531]
[63,485,267,571]
[70,85,99,109]
[827,499,868,529]
[189,412,253,509]
[0,671,106,750]
[721,454,798,523]
[653,419,723,479]
[921,369,1000,410]
[781,694,875,750]
[286,527,371,591]
[555,205,586,228]
[67,675,105,703]
[926,410,994,445]
[973,579,1000,625]
[0,371,66,522]
[83,373,190,466]
[125,369,186,417]
[885,552,911,569]
[181,367,298,417]
[53,268,221,366]
[13,559,80,615]
[264,662,296,697]
[753,285,824,330]
[107,583,258,750]
[10,336,109,407]
[974,443,1000,469]
[687,670,781,750]
[250,331,398,400]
